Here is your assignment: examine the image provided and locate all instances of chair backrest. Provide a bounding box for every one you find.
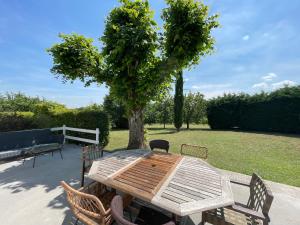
[180,144,208,159]
[111,195,136,225]
[61,181,108,225]
[111,195,175,225]
[247,173,274,216]
[149,140,169,153]
[82,145,103,171]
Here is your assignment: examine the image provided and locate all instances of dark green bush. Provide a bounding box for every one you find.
[49,110,110,147]
[0,110,110,147]
[0,112,37,132]
[207,86,300,133]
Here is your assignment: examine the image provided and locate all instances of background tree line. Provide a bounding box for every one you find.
[207,86,300,133]
[103,91,207,129]
[0,93,109,146]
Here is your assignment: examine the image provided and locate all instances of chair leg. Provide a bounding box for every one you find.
[52,151,54,157]
[59,149,63,160]
[23,157,26,164]
[32,156,36,168]
[81,171,85,187]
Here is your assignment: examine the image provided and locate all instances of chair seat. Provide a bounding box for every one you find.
[135,206,173,225]
[203,208,263,225]
[99,191,117,211]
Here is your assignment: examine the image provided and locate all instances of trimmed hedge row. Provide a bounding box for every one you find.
[207,86,300,133]
[0,112,37,131]
[0,110,110,147]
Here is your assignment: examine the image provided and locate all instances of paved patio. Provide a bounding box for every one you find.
[0,144,299,225]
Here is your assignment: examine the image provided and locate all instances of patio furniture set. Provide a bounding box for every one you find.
[0,128,64,167]
[62,140,274,225]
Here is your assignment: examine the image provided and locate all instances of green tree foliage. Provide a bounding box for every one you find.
[157,95,174,128]
[103,93,128,129]
[183,92,206,129]
[47,0,219,148]
[0,93,67,113]
[207,86,300,133]
[174,70,184,131]
[0,93,110,146]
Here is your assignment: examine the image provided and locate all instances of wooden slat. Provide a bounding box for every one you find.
[88,150,234,217]
[112,153,182,201]
[152,156,234,216]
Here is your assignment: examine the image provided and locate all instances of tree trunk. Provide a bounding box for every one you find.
[127,109,146,149]
[187,120,189,129]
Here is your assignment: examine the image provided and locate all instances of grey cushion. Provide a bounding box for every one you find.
[0,147,31,160]
[28,143,61,155]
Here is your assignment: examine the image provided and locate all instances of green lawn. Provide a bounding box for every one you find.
[105,124,300,187]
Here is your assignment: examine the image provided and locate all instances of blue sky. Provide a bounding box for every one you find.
[0,0,299,108]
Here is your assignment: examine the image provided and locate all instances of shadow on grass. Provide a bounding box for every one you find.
[147,125,300,139]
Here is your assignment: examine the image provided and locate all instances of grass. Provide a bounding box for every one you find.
[105,124,300,187]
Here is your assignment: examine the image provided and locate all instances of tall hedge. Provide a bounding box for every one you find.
[207,86,300,133]
[0,110,110,147]
[0,112,37,132]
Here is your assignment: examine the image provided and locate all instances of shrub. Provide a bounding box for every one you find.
[207,86,300,133]
[0,112,37,132]
[0,110,110,147]
[52,110,110,147]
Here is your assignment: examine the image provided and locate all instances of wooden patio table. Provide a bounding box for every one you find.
[87,149,234,217]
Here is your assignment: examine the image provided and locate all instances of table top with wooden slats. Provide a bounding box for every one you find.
[88,149,234,216]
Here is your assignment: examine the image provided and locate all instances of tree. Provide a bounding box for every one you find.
[103,93,128,129]
[157,95,173,128]
[183,92,206,129]
[174,70,184,131]
[47,0,219,149]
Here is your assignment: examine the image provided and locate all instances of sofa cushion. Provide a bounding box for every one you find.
[0,147,31,160]
[28,143,61,155]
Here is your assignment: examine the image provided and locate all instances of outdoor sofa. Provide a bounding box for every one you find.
[0,128,64,167]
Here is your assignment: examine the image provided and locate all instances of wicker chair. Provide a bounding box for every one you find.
[61,181,116,225]
[202,173,274,225]
[180,144,208,160]
[111,195,175,225]
[149,140,170,153]
[81,145,103,187]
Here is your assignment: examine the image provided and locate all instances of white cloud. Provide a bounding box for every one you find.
[262,72,277,81]
[242,35,250,41]
[252,82,268,89]
[271,80,297,89]
[184,78,189,82]
[191,83,232,90]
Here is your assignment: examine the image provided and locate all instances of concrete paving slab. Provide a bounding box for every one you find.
[0,145,299,225]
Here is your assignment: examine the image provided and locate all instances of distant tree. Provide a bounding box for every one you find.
[47,0,219,148]
[183,92,206,129]
[77,103,103,111]
[103,93,128,129]
[157,95,173,128]
[0,92,67,113]
[174,70,184,131]
[144,102,158,125]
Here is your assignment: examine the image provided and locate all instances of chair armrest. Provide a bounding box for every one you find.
[227,204,266,220]
[230,179,250,187]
